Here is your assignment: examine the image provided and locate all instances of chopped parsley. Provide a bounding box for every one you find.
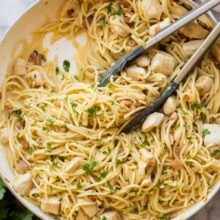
[163,144,170,153]
[116,158,122,165]
[46,119,55,125]
[51,160,60,169]
[56,67,60,75]
[210,149,220,157]
[99,19,107,29]
[96,170,108,182]
[77,181,82,189]
[37,103,46,112]
[202,128,211,137]
[28,147,34,155]
[98,217,107,220]
[107,3,113,13]
[111,7,123,16]
[11,109,23,121]
[129,188,138,194]
[102,147,111,155]
[47,143,52,153]
[83,161,96,174]
[71,102,78,108]
[191,102,202,111]
[63,60,70,72]
[0,179,6,200]
[87,107,97,117]
[42,126,49,132]
[108,183,116,193]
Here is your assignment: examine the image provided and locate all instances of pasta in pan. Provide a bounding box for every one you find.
[0,0,220,219]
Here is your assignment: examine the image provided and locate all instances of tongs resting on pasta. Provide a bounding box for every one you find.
[99,0,220,133]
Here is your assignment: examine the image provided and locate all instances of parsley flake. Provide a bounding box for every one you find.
[46,119,55,125]
[191,102,202,111]
[99,19,107,29]
[63,60,70,72]
[202,128,211,137]
[210,149,220,157]
[111,7,123,16]
[71,102,78,108]
[108,183,116,193]
[87,107,97,117]
[83,161,96,174]
[56,67,60,75]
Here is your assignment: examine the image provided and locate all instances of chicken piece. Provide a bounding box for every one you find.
[0,128,9,145]
[24,70,43,87]
[140,149,155,164]
[163,96,177,115]
[61,0,80,18]
[149,18,171,37]
[76,209,89,220]
[139,0,163,21]
[142,112,164,132]
[141,176,152,187]
[41,197,61,215]
[182,40,204,57]
[109,17,130,38]
[100,211,122,220]
[210,44,220,64]
[78,199,98,217]
[203,124,220,147]
[61,195,71,216]
[169,2,188,17]
[151,52,176,76]
[13,58,27,76]
[13,173,33,196]
[137,160,147,181]
[134,55,150,68]
[196,75,213,95]
[125,65,146,79]
[179,22,209,39]
[65,157,81,173]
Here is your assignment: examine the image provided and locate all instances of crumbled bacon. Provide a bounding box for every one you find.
[119,0,130,9]
[28,50,46,66]
[54,101,61,108]
[67,9,74,17]
[16,121,25,129]
[121,99,136,110]
[126,39,136,47]
[23,141,30,150]
[124,16,131,24]
[172,159,182,170]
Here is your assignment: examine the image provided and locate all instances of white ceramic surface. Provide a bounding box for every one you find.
[0,1,220,220]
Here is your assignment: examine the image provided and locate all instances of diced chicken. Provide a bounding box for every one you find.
[149,18,171,36]
[76,209,89,220]
[137,160,147,181]
[203,124,220,147]
[61,195,71,216]
[139,0,163,21]
[140,149,155,164]
[0,128,9,145]
[65,157,81,173]
[142,112,164,132]
[109,17,130,38]
[210,44,220,64]
[151,52,176,76]
[163,96,177,115]
[182,40,204,57]
[134,55,150,67]
[24,70,43,87]
[180,22,209,39]
[172,159,182,170]
[13,173,33,196]
[13,58,27,76]
[125,65,146,79]
[196,75,213,95]
[100,211,122,220]
[169,3,188,17]
[78,199,98,217]
[41,197,61,215]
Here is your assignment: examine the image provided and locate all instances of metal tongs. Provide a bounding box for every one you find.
[99,0,220,133]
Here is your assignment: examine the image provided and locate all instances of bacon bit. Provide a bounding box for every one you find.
[119,0,130,8]
[170,112,178,121]
[28,50,46,66]
[124,16,131,24]
[126,39,136,47]
[67,9,74,17]
[60,126,68,132]
[172,159,182,170]
[87,15,94,23]
[121,99,136,110]
[88,116,94,128]
[16,121,25,129]
[175,146,182,156]
[168,0,174,6]
[23,141,30,150]
[19,161,29,171]
[54,101,61,108]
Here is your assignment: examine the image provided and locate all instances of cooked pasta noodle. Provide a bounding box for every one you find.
[0,0,220,219]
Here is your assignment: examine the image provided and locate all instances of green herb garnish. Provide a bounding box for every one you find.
[11,109,23,121]
[28,147,34,155]
[46,119,55,126]
[191,102,202,111]
[163,144,170,153]
[111,7,123,16]
[108,183,116,193]
[210,149,220,157]
[87,107,97,117]
[47,143,52,153]
[96,170,108,182]
[98,217,107,220]
[99,19,107,29]
[77,181,82,189]
[202,128,211,137]
[71,102,78,108]
[83,161,96,174]
[63,60,70,72]
[107,3,113,13]
[56,67,60,75]
[0,179,6,200]
[116,158,122,165]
